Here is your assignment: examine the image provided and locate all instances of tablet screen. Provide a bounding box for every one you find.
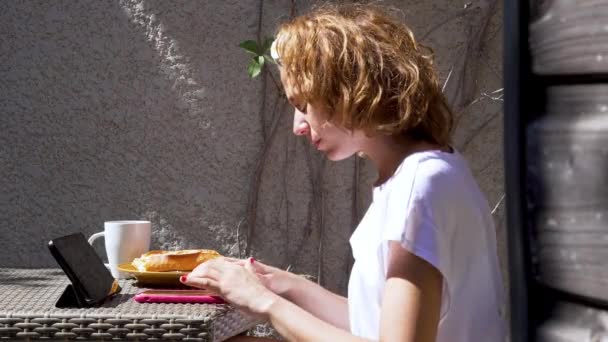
[49,233,118,305]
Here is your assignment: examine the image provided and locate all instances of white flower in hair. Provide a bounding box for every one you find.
[270,35,284,66]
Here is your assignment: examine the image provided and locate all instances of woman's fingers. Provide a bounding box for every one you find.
[223,257,261,269]
[222,257,246,265]
[249,258,273,274]
[181,274,220,290]
[200,266,223,280]
[189,261,223,280]
[244,257,256,274]
[179,256,278,314]
[215,256,270,271]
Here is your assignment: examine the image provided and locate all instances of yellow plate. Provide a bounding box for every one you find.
[117,263,187,286]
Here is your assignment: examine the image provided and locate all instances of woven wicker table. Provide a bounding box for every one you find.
[0,268,261,341]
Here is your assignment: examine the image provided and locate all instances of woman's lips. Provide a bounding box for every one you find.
[312,139,322,149]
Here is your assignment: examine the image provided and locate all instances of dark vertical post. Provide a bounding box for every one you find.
[504,0,531,341]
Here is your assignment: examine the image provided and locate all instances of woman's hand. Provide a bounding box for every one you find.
[247,259,298,298]
[181,257,279,315]
[210,258,299,298]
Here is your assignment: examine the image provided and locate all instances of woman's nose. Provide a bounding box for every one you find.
[294,121,310,136]
[293,110,310,136]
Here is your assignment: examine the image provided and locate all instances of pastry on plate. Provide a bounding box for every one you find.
[132,249,220,272]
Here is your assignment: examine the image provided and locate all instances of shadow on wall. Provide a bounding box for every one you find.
[0,0,260,266]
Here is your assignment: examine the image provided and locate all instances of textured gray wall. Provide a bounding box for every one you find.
[1,0,505,308]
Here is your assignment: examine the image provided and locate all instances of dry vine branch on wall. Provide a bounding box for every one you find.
[245,96,286,256]
[244,0,273,256]
[290,0,297,18]
[442,0,498,114]
[243,0,331,280]
[421,5,472,41]
[491,194,505,215]
[284,138,322,273]
[346,156,361,274]
[235,217,246,259]
[257,0,269,141]
[458,107,502,152]
[302,142,327,284]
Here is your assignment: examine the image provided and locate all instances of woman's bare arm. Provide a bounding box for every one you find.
[248,260,350,330]
[379,241,442,342]
[258,242,442,341]
[190,245,442,342]
[283,275,350,330]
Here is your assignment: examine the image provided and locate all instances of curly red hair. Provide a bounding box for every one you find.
[274,3,454,146]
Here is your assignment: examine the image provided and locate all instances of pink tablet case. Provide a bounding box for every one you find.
[134,290,226,304]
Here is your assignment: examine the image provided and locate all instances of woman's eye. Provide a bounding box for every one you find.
[296,104,307,114]
[287,96,307,114]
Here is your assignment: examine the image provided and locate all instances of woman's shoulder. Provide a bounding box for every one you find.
[390,149,469,191]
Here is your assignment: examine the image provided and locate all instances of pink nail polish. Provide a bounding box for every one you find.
[250,257,255,264]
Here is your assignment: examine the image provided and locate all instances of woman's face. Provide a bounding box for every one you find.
[279,68,365,161]
[291,101,364,161]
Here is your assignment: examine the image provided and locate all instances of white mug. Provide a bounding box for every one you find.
[88,220,151,279]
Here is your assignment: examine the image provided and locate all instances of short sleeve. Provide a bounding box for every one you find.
[383,194,443,274]
[381,174,453,320]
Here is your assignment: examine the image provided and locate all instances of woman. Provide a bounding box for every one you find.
[181,4,506,341]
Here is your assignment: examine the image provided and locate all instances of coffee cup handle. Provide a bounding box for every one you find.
[88,232,104,245]
[88,232,111,271]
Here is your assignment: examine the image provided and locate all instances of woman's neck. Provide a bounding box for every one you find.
[362,135,445,187]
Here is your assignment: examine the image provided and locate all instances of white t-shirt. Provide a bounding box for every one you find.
[348,150,506,341]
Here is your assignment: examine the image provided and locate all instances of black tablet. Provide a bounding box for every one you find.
[48,233,121,307]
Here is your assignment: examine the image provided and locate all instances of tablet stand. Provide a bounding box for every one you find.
[55,284,88,308]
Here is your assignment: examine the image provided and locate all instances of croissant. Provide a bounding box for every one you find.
[132,249,220,272]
